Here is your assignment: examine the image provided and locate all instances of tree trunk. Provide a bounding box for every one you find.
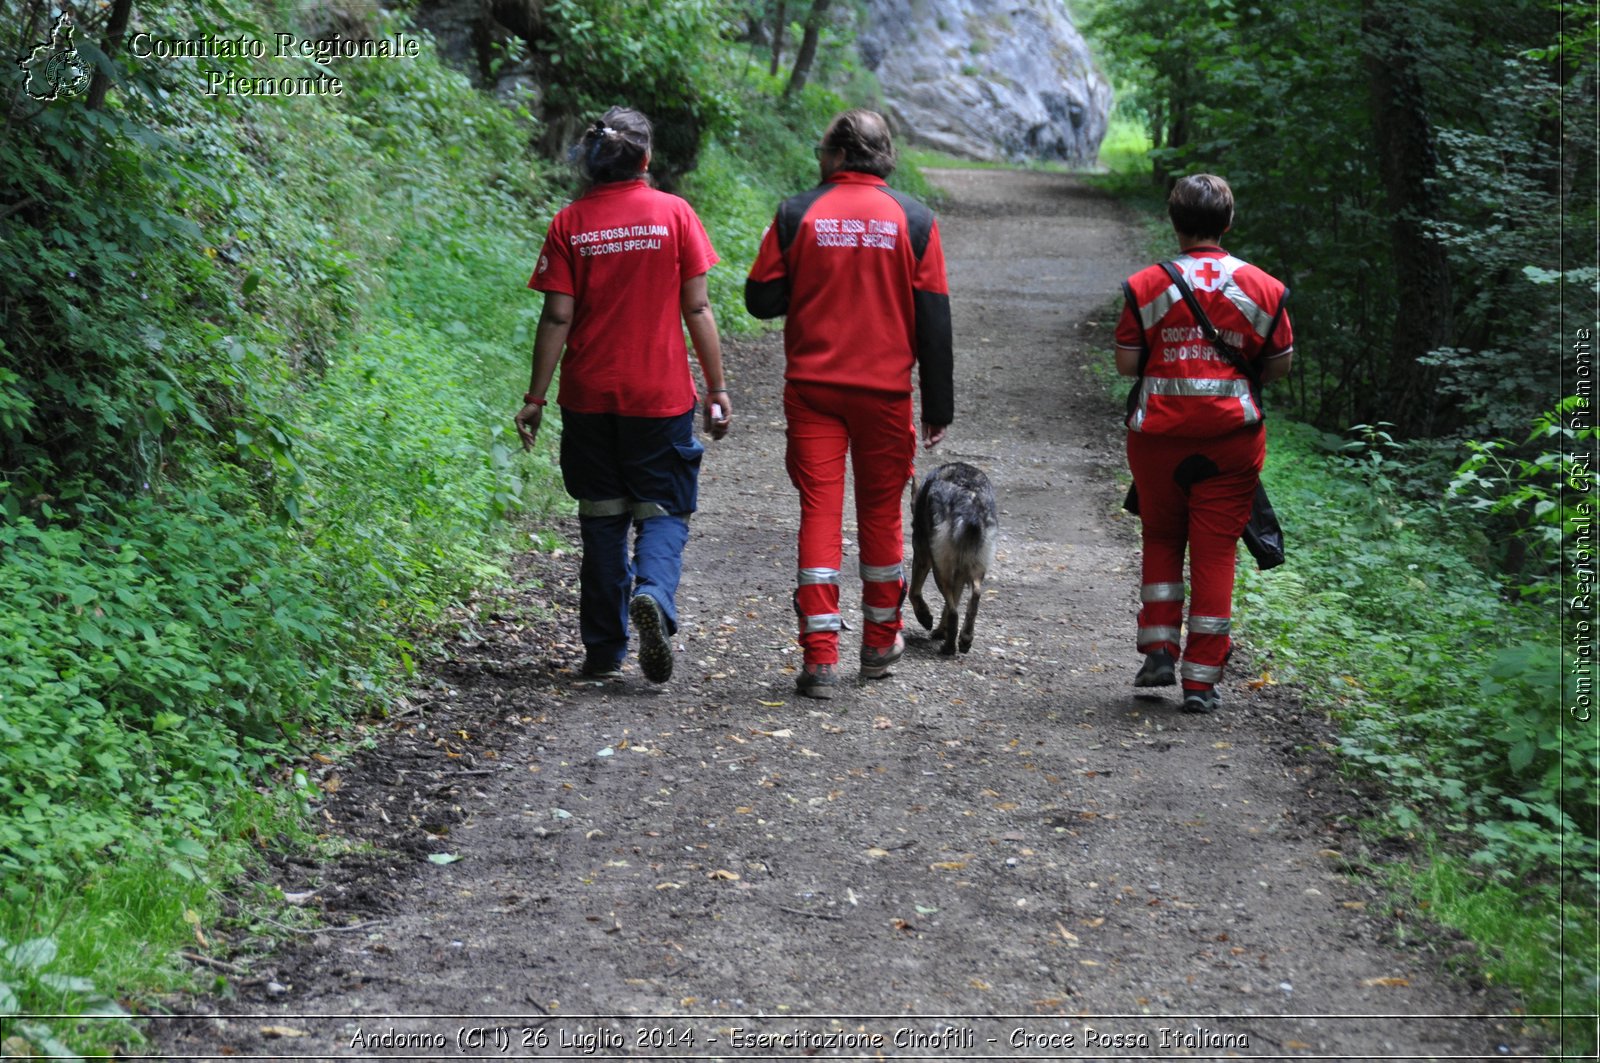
[1362,0,1454,436]
[86,0,134,111]
[769,0,787,76]
[783,0,831,98]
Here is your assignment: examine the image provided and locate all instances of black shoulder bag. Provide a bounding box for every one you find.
[1122,261,1287,571]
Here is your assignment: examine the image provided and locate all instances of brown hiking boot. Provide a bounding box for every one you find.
[859,633,906,680]
[796,661,838,699]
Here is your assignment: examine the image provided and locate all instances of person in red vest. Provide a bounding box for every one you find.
[745,109,954,699]
[1115,174,1293,713]
[515,106,730,685]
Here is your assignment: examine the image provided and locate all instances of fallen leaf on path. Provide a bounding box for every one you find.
[1362,976,1410,987]
[1286,1041,1313,1050]
[259,1026,308,1038]
[866,848,891,858]
[427,853,462,865]
[891,918,915,932]
[757,700,785,707]
[873,716,892,729]
[969,978,991,990]
[929,861,968,872]
[1247,673,1275,689]
[655,882,684,890]
[707,869,741,881]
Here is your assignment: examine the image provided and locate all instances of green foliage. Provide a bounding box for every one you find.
[1236,420,1596,883]
[534,0,736,187]
[1386,852,1597,1056]
[1448,397,1596,596]
[1079,0,1590,442]
[0,0,559,957]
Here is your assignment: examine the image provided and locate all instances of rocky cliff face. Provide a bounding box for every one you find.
[859,0,1111,165]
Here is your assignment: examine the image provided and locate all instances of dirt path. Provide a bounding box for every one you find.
[152,170,1536,1060]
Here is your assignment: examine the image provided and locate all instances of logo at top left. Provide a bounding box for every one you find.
[18,12,92,102]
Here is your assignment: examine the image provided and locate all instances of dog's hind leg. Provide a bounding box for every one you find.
[957,577,982,654]
[910,547,935,631]
[936,572,959,655]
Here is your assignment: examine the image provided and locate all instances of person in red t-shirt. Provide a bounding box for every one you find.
[746,109,954,699]
[1114,174,1293,714]
[515,106,730,685]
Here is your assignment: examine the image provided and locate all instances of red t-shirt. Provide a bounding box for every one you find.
[529,179,719,417]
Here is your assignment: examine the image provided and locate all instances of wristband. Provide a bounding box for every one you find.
[523,393,547,407]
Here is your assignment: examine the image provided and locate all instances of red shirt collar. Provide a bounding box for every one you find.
[826,171,888,187]
[582,177,649,198]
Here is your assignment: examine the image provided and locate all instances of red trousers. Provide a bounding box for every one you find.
[1127,426,1264,690]
[785,382,916,665]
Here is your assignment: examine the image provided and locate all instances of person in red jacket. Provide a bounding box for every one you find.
[746,109,954,699]
[1115,174,1293,713]
[515,106,730,685]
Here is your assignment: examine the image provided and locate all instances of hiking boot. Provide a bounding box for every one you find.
[629,593,673,684]
[1182,686,1220,714]
[859,633,906,680]
[796,661,838,699]
[580,655,624,681]
[1133,648,1177,688]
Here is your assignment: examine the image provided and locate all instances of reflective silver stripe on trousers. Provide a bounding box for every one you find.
[802,613,843,634]
[1181,661,1224,683]
[1137,625,1181,645]
[863,604,899,624]
[1141,582,1185,602]
[1188,615,1232,635]
[632,501,672,521]
[797,567,840,586]
[860,561,904,583]
[578,497,630,518]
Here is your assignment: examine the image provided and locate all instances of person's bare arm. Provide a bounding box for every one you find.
[681,273,730,440]
[514,292,573,451]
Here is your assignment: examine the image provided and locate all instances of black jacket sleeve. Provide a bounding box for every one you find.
[914,288,954,426]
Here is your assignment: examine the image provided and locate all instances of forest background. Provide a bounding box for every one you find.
[0,0,1594,1056]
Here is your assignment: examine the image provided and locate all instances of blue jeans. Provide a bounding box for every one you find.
[559,408,703,667]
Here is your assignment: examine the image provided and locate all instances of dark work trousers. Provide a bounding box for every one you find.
[559,408,703,668]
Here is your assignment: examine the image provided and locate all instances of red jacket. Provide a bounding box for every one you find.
[745,171,953,425]
[1115,247,1293,438]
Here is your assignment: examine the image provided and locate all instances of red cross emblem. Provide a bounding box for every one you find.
[1192,260,1223,291]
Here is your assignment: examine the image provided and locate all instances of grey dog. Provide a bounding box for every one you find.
[910,462,998,655]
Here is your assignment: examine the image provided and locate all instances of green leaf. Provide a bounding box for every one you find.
[427,852,462,865]
[5,936,58,972]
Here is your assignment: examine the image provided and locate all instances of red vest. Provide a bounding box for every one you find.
[1116,249,1292,438]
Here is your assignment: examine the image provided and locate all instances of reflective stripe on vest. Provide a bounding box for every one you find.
[1141,582,1185,602]
[802,612,843,634]
[1187,615,1232,635]
[860,561,904,583]
[798,567,841,586]
[1130,377,1259,433]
